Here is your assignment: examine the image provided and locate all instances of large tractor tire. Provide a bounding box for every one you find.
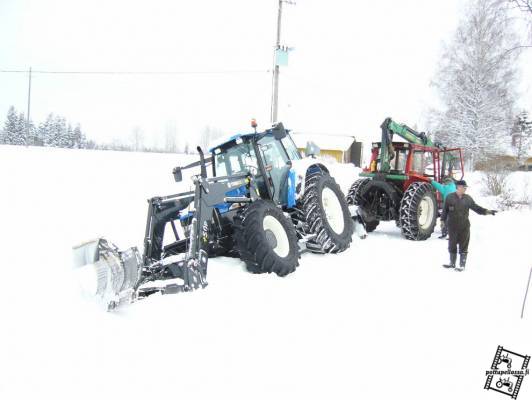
[346,178,371,206]
[301,173,353,253]
[399,182,437,240]
[350,179,402,233]
[234,200,299,277]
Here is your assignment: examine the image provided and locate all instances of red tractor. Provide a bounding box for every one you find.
[346,117,464,240]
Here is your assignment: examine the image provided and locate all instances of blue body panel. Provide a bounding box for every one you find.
[287,169,296,207]
[214,185,248,214]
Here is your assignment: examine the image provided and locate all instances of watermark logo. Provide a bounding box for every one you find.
[485,346,530,399]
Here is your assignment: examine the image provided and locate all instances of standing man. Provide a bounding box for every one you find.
[441,180,497,271]
[430,176,456,238]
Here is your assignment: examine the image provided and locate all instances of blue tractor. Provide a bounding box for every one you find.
[73,122,359,309]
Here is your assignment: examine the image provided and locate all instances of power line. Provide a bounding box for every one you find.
[0,68,271,75]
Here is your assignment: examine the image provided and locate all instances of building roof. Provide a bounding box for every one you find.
[290,132,355,151]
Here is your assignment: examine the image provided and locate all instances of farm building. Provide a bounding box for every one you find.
[290,132,363,166]
[474,138,532,171]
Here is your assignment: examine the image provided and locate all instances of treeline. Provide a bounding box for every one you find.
[0,105,224,154]
[0,106,88,149]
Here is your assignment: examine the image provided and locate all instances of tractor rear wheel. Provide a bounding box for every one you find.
[234,200,299,276]
[399,182,437,240]
[301,173,353,253]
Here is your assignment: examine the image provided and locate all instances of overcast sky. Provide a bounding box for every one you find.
[1,0,531,149]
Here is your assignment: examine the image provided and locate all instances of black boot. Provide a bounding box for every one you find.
[456,253,468,271]
[444,252,457,268]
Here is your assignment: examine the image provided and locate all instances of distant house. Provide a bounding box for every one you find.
[290,132,363,166]
[482,138,532,170]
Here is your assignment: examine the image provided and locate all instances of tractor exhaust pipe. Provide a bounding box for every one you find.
[72,238,142,310]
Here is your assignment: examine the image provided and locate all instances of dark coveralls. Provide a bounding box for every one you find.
[441,192,489,255]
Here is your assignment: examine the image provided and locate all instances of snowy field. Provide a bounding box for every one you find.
[1,144,531,400]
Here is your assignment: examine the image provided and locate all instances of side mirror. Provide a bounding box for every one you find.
[271,122,287,140]
[173,166,183,182]
[305,141,320,158]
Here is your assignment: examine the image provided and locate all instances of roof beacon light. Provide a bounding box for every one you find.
[251,118,258,133]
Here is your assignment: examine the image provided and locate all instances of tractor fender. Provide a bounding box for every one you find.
[290,158,331,200]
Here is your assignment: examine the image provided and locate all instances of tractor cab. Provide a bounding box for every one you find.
[210,123,301,206]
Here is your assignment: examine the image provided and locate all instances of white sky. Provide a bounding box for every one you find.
[1,0,531,149]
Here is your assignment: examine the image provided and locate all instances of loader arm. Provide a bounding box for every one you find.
[379,117,436,173]
[139,171,258,298]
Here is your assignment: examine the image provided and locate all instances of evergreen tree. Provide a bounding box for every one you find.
[511,110,532,164]
[26,119,37,146]
[2,106,19,145]
[73,124,86,148]
[47,115,67,147]
[65,123,74,149]
[13,111,27,146]
[431,0,520,167]
[41,114,55,147]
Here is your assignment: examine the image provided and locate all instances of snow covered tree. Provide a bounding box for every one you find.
[2,106,18,145]
[73,124,86,148]
[13,111,28,145]
[65,124,74,148]
[510,0,532,46]
[38,114,54,147]
[41,115,68,148]
[511,110,532,164]
[431,0,520,167]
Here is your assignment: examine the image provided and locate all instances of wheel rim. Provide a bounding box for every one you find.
[417,195,435,230]
[263,215,290,258]
[321,187,345,234]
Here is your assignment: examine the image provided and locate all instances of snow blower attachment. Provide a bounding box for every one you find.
[74,123,358,310]
[72,239,142,309]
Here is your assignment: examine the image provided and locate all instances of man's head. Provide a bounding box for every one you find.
[455,179,468,196]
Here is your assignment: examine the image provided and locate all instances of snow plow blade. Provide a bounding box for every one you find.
[72,238,142,310]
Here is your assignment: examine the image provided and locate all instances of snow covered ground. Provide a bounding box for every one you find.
[1,144,531,400]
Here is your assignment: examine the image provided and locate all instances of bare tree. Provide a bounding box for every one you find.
[431,0,520,168]
[511,0,532,14]
[130,126,144,152]
[199,126,223,153]
[164,121,178,153]
[510,0,532,44]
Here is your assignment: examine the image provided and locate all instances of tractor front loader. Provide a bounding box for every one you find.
[73,147,261,309]
[73,122,359,310]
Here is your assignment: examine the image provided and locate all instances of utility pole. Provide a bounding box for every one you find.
[270,1,283,124]
[270,0,294,124]
[26,67,32,144]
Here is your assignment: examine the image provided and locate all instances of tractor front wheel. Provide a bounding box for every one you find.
[234,200,299,277]
[399,182,437,240]
[346,178,371,206]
